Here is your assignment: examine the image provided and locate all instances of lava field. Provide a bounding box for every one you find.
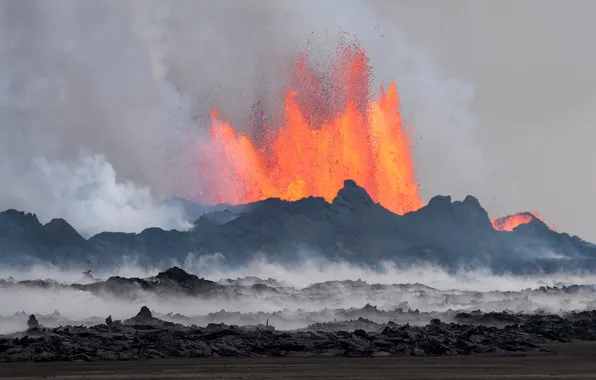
[2,267,596,361]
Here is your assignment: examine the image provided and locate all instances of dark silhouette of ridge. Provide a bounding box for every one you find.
[1,180,595,273]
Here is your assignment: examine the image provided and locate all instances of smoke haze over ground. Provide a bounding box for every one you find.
[8,254,596,292]
[3,258,596,335]
[0,1,594,239]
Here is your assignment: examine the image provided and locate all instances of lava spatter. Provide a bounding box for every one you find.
[198,40,423,215]
[492,210,555,231]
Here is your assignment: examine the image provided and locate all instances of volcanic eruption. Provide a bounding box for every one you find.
[491,212,536,232]
[195,38,549,231]
[197,39,423,216]
[492,211,555,232]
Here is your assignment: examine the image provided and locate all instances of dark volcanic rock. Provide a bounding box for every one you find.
[3,310,596,362]
[332,179,376,212]
[136,306,152,320]
[0,210,90,265]
[124,306,176,329]
[155,267,215,293]
[26,315,39,330]
[68,267,223,298]
[2,181,596,272]
[454,311,523,326]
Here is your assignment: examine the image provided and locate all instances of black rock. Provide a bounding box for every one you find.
[27,315,39,329]
[135,306,152,320]
[3,308,596,362]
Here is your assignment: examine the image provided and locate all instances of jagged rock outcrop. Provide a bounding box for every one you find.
[124,306,161,326]
[26,315,39,330]
[66,267,223,297]
[135,306,152,320]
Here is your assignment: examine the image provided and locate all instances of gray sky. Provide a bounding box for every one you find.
[0,0,594,240]
[374,1,596,239]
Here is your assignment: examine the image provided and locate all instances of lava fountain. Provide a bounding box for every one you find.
[197,40,423,215]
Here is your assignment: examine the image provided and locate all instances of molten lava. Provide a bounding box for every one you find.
[198,40,423,215]
[491,211,554,231]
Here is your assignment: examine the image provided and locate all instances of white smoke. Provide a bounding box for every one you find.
[8,153,191,236]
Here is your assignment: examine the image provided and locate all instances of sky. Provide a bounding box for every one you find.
[0,0,594,240]
[374,0,596,238]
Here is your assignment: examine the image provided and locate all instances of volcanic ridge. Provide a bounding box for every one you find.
[0,180,593,273]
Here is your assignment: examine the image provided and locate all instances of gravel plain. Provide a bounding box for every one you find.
[1,342,595,380]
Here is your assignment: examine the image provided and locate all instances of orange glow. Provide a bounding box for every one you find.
[491,210,555,231]
[197,41,423,215]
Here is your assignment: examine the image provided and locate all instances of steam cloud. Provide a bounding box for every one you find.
[0,0,483,235]
[9,153,191,235]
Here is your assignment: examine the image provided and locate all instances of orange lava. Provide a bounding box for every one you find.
[492,210,554,231]
[198,40,423,215]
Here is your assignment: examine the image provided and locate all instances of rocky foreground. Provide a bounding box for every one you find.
[2,307,596,362]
